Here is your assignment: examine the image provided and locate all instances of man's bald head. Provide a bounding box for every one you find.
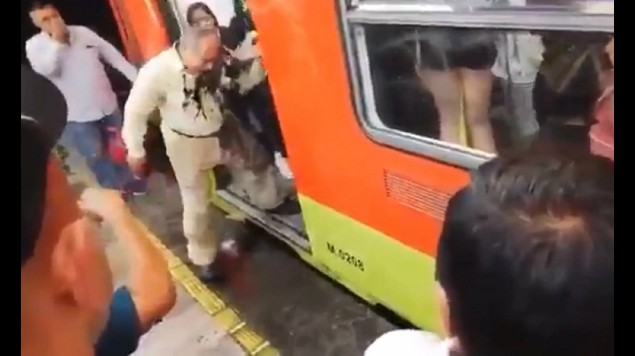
[181,26,219,49]
[180,27,221,74]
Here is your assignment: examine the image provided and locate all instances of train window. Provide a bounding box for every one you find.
[352,0,614,13]
[342,0,614,167]
[348,22,613,163]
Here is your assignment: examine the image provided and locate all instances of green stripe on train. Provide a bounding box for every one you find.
[209,176,442,333]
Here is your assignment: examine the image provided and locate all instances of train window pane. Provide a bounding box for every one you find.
[355,0,613,12]
[361,25,614,156]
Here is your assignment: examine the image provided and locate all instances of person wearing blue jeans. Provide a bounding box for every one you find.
[64,109,146,194]
[25,1,146,195]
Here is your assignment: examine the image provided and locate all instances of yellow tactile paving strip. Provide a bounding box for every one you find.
[144,224,279,356]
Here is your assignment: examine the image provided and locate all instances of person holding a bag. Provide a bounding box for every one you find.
[25,1,146,196]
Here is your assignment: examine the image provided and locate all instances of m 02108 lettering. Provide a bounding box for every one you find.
[326,243,365,272]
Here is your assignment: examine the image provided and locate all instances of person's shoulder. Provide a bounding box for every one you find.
[139,48,179,78]
[25,32,48,49]
[364,330,450,356]
[68,25,97,37]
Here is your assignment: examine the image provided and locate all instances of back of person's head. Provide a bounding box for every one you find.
[436,147,614,356]
[21,66,113,355]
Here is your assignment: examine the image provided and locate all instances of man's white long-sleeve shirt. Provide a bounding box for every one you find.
[122,47,225,159]
[123,44,267,158]
[25,25,137,123]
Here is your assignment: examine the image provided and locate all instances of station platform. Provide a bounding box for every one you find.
[66,149,396,356]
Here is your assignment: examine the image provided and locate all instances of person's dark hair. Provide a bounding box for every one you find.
[21,120,51,266]
[436,148,614,356]
[21,66,68,268]
[28,0,55,12]
[186,2,218,27]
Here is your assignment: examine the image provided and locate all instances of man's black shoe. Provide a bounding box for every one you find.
[195,262,226,283]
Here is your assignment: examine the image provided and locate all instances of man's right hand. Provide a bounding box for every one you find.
[49,22,69,44]
[127,155,147,177]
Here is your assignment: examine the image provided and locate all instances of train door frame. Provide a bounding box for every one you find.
[239,0,614,332]
[112,0,170,63]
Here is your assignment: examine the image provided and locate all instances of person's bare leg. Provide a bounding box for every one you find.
[419,69,463,144]
[461,68,497,153]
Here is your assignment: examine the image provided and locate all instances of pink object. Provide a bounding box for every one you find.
[590,70,614,161]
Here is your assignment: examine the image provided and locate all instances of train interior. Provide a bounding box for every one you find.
[363,27,614,156]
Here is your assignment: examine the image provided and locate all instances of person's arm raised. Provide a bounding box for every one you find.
[25,36,64,78]
[80,188,176,332]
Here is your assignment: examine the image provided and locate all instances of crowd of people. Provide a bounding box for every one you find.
[21,0,614,355]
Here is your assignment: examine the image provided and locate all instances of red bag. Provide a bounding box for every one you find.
[106,126,128,165]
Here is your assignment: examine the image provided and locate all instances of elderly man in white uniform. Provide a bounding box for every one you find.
[123,27,285,281]
[25,0,145,196]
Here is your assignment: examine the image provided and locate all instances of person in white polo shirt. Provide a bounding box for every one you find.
[25,0,146,196]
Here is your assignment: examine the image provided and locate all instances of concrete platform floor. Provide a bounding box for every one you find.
[66,149,397,356]
[133,286,246,356]
[67,152,248,355]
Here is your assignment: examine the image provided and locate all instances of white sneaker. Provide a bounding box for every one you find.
[274,152,294,179]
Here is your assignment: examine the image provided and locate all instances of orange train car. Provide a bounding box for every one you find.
[69,0,614,333]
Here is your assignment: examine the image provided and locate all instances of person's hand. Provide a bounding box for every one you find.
[79,188,131,223]
[49,21,69,44]
[127,155,147,177]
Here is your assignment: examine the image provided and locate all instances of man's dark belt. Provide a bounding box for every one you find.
[170,127,220,139]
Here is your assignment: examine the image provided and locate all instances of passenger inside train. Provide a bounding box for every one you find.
[366,147,615,356]
[365,26,615,159]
